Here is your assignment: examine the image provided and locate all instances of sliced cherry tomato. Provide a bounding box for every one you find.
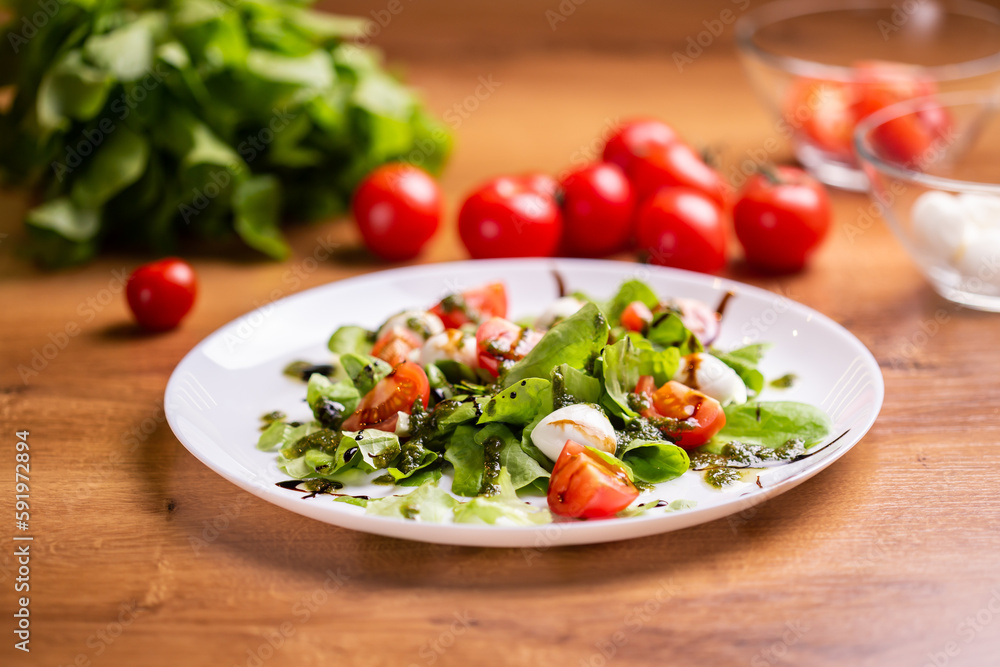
[341,362,430,432]
[352,164,442,261]
[371,326,423,367]
[635,188,727,274]
[784,77,856,158]
[602,118,679,174]
[620,301,653,332]
[733,166,831,273]
[458,175,563,259]
[547,440,640,519]
[429,282,508,329]
[628,142,728,208]
[637,378,725,449]
[559,162,635,257]
[475,317,543,377]
[126,257,197,331]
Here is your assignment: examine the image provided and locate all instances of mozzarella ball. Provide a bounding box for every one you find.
[956,227,1000,286]
[535,296,585,329]
[419,329,479,368]
[673,353,747,406]
[530,404,617,461]
[957,192,1000,229]
[377,310,444,341]
[911,190,967,261]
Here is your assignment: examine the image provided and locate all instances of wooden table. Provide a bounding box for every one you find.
[3,2,1000,665]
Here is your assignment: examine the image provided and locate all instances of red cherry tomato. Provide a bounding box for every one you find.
[784,78,856,158]
[862,89,951,166]
[636,378,725,449]
[429,282,508,329]
[733,166,831,273]
[342,362,430,432]
[520,172,560,198]
[371,327,423,367]
[620,301,653,332]
[547,440,640,519]
[602,119,678,173]
[629,142,728,208]
[559,163,636,257]
[475,317,543,377]
[635,188,727,274]
[458,176,563,259]
[352,164,442,261]
[125,257,197,331]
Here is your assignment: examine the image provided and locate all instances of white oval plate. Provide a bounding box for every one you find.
[165,259,883,548]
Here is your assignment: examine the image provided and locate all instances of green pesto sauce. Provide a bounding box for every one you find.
[478,436,504,496]
[704,467,741,488]
[769,373,797,389]
[285,428,340,458]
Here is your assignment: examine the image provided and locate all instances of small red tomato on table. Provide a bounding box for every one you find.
[602,118,679,173]
[353,163,443,261]
[635,187,728,274]
[458,174,563,259]
[629,141,729,208]
[547,440,640,519]
[126,257,197,331]
[559,162,635,256]
[733,166,831,273]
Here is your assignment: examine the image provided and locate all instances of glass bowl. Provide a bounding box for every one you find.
[736,0,1000,191]
[855,90,1000,311]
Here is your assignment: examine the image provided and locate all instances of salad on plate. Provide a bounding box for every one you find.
[256,278,833,526]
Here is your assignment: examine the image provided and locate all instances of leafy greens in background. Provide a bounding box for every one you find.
[0,0,451,267]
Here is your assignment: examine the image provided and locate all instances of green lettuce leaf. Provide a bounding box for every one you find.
[551,363,602,407]
[305,373,360,415]
[340,353,391,395]
[443,424,482,497]
[453,469,551,526]
[504,302,609,384]
[620,439,691,484]
[715,402,832,449]
[364,482,459,522]
[478,378,552,426]
[327,325,372,356]
[712,344,769,396]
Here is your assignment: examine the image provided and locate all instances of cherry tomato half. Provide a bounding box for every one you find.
[629,142,728,208]
[342,362,430,433]
[636,377,725,449]
[733,166,831,274]
[559,162,635,257]
[125,257,197,331]
[635,188,727,274]
[547,440,640,519]
[429,282,508,329]
[371,326,423,367]
[602,118,679,174]
[352,163,442,261]
[620,301,653,333]
[458,175,563,259]
[475,317,543,377]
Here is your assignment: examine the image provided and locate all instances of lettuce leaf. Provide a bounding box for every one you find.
[340,353,391,395]
[605,279,659,326]
[327,325,373,356]
[504,302,609,384]
[715,402,832,449]
[453,469,551,526]
[620,439,691,483]
[711,344,769,396]
[443,425,483,497]
[551,363,602,407]
[478,378,552,426]
[306,373,360,415]
[364,483,459,522]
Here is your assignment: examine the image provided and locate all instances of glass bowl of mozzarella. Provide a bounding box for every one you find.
[855,90,1000,311]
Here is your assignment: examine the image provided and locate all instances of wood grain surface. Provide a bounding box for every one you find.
[3,2,1000,665]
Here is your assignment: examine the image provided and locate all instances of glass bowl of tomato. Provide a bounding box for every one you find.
[736,0,1000,191]
[855,90,1000,311]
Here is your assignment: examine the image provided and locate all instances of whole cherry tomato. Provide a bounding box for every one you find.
[458,175,563,259]
[635,188,727,274]
[352,163,442,261]
[559,163,635,257]
[628,141,728,208]
[602,119,678,174]
[733,166,831,273]
[125,257,197,331]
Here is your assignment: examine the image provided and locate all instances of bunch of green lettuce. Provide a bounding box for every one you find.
[0,0,450,266]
